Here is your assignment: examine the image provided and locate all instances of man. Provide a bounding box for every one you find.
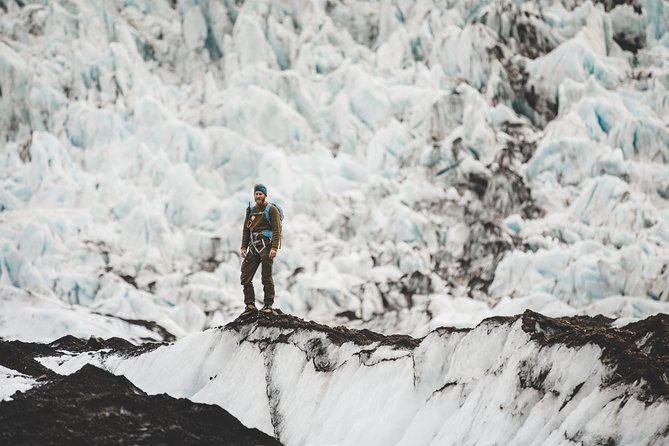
[239,184,281,317]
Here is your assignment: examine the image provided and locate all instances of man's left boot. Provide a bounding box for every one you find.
[260,305,279,315]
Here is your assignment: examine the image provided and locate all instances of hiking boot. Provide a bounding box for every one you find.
[260,305,279,315]
[239,304,257,318]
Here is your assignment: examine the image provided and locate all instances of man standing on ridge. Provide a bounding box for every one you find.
[240,184,282,317]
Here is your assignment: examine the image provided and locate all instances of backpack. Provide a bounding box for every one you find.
[246,202,284,242]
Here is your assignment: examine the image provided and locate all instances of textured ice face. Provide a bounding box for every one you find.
[28,312,669,446]
[0,0,668,339]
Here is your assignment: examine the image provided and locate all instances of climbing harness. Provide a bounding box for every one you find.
[248,231,269,255]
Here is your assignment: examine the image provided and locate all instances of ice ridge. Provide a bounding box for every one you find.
[32,311,668,446]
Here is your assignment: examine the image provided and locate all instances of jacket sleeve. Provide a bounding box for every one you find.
[241,213,250,251]
[270,205,281,250]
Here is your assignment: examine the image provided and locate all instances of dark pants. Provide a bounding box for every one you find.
[240,245,275,306]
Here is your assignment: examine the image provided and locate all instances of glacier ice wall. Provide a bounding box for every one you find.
[39,312,669,446]
[0,0,668,338]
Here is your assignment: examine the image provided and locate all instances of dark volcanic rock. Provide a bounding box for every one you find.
[0,340,59,380]
[592,0,642,13]
[226,312,421,350]
[47,334,166,357]
[0,364,282,446]
[519,310,669,402]
[0,335,166,386]
[49,335,136,353]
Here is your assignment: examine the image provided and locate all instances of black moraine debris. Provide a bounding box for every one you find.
[0,364,282,446]
[226,311,422,350]
[519,310,669,402]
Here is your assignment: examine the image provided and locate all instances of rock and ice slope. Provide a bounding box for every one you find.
[0,0,668,337]
[25,312,669,446]
[0,335,280,445]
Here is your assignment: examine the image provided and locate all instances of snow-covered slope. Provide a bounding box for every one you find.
[36,312,669,446]
[0,286,170,342]
[1,0,668,338]
[0,365,35,402]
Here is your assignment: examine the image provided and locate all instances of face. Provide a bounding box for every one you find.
[254,190,266,205]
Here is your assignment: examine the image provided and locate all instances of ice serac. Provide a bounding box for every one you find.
[1,0,669,339]
[0,0,669,339]
[80,312,669,446]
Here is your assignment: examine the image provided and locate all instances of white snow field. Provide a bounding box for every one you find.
[37,314,669,446]
[0,365,36,402]
[1,0,668,339]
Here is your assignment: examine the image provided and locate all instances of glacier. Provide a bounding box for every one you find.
[0,0,669,443]
[28,312,669,446]
[0,0,668,338]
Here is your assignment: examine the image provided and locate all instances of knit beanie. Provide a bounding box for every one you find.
[254,184,268,196]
